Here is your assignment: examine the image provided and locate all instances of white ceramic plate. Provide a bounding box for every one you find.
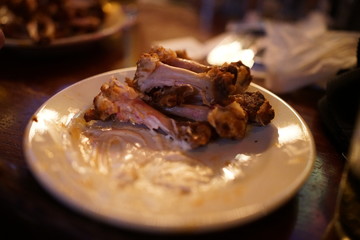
[23,68,315,233]
[4,2,134,49]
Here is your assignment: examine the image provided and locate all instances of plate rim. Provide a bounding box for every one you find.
[23,67,316,233]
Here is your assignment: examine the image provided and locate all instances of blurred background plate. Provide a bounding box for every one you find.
[3,2,135,50]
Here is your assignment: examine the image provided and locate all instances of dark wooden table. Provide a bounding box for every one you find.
[0,2,345,239]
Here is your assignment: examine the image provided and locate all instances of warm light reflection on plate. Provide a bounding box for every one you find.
[29,108,58,139]
[277,124,306,146]
[23,68,315,233]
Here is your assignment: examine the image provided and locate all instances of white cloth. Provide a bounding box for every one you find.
[263,12,359,93]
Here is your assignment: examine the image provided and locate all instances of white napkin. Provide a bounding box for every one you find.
[154,37,207,60]
[263,12,359,93]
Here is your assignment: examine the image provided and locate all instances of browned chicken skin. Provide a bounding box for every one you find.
[208,102,248,139]
[84,77,214,149]
[128,46,252,106]
[85,46,275,149]
[231,91,275,126]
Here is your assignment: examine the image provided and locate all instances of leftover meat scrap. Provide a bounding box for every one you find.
[85,46,275,149]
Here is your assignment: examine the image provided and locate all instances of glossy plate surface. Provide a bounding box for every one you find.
[23,68,315,232]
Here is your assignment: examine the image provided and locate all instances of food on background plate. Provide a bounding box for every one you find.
[0,0,105,45]
[85,46,275,150]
